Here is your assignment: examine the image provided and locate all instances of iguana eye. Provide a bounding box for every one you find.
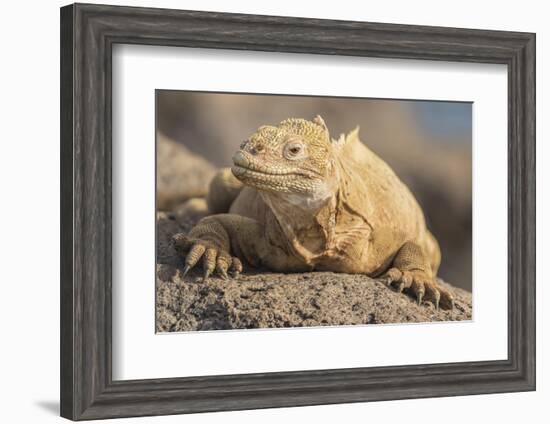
[284,141,306,160]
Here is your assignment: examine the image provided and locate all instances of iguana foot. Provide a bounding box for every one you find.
[172,233,243,281]
[382,267,454,310]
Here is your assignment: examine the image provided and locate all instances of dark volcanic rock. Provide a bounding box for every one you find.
[156,206,472,332]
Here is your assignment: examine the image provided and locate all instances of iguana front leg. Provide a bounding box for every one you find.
[172,214,269,280]
[382,241,454,310]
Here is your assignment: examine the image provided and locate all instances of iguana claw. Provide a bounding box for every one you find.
[182,264,191,278]
[395,281,405,293]
[202,268,212,282]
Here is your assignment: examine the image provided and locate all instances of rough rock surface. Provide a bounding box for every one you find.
[156,133,217,210]
[156,208,472,332]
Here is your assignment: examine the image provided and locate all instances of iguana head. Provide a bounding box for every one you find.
[231,116,339,206]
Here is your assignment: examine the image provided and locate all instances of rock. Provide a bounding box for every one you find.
[156,133,216,210]
[156,207,472,332]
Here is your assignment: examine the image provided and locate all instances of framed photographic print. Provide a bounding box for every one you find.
[60,3,536,420]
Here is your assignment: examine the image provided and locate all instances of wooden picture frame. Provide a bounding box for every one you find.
[60,3,535,420]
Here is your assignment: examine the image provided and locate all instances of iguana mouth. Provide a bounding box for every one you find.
[231,165,298,177]
[231,151,302,177]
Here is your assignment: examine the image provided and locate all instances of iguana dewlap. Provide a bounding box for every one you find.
[173,116,454,309]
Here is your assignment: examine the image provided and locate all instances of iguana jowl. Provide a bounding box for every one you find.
[173,116,454,309]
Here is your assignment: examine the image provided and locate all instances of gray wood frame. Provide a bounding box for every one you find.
[60,3,536,420]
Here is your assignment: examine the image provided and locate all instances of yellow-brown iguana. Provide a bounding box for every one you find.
[173,116,454,309]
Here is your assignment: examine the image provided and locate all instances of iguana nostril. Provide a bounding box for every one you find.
[232,151,249,167]
[248,144,264,155]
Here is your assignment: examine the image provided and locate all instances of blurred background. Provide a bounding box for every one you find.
[156,90,472,291]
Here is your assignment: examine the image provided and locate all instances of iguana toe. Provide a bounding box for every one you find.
[416,290,424,306]
[382,267,413,293]
[215,253,232,280]
[185,244,206,270]
[202,248,217,281]
[174,233,244,281]
[381,268,453,310]
[230,257,243,278]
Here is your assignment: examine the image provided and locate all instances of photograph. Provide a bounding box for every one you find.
[155,90,473,332]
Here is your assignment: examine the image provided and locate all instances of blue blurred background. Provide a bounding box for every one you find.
[414,101,472,141]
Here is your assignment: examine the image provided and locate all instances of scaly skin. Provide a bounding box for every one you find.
[173,116,454,309]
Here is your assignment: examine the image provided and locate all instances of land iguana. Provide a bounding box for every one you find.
[172,116,454,309]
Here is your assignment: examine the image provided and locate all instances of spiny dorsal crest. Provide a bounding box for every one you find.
[333,125,361,151]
